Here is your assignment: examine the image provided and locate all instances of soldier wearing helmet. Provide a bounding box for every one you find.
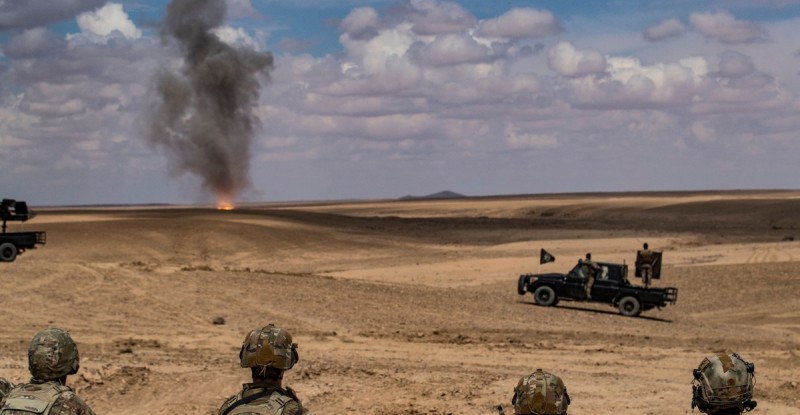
[0,328,95,415]
[218,324,314,415]
[691,351,757,414]
[504,369,570,415]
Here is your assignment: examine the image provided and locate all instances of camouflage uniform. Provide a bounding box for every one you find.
[0,378,13,403]
[582,254,599,300]
[692,351,757,414]
[218,383,306,415]
[639,245,654,288]
[1,382,94,415]
[512,369,570,415]
[219,324,313,415]
[0,328,95,415]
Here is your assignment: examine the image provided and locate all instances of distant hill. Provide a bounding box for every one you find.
[399,190,466,200]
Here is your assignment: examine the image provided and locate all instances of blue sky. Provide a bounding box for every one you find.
[1,0,799,205]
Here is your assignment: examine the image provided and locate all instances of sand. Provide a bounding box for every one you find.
[0,190,798,414]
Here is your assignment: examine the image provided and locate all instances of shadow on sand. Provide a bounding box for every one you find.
[517,300,673,323]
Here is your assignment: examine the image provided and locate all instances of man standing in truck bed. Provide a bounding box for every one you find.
[639,243,655,288]
[582,253,599,300]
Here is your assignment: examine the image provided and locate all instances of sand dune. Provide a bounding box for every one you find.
[0,191,798,414]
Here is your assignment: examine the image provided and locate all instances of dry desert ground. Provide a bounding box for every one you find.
[1,190,799,414]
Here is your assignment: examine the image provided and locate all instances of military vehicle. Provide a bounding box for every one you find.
[517,259,677,317]
[0,199,46,262]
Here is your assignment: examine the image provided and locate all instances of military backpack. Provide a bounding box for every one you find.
[0,382,71,415]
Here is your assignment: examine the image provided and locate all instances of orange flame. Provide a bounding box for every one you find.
[217,198,235,211]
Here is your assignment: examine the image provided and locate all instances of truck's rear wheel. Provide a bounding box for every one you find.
[517,275,529,295]
[618,296,641,317]
[0,243,18,262]
[534,286,557,306]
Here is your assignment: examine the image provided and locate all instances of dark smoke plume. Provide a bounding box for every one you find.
[148,0,273,202]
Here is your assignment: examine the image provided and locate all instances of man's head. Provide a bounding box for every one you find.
[585,253,591,260]
[513,369,570,415]
[239,324,299,381]
[643,242,649,250]
[692,351,757,414]
[28,328,80,382]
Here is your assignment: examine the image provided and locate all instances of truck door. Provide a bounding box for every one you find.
[567,264,589,298]
[590,264,619,302]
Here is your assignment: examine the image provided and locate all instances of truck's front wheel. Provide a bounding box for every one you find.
[0,243,18,262]
[618,296,641,317]
[534,286,558,306]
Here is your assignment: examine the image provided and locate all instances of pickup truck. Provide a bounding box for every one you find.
[517,260,677,317]
[0,199,46,262]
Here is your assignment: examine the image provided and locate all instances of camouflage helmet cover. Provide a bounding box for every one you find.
[692,351,757,414]
[513,369,570,415]
[239,324,299,370]
[27,327,80,381]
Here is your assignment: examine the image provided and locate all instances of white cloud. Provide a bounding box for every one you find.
[75,3,141,40]
[547,41,606,78]
[565,55,710,108]
[22,98,86,118]
[505,125,558,149]
[2,27,66,58]
[643,18,685,42]
[212,26,261,50]
[2,1,800,204]
[412,33,491,66]
[692,121,716,143]
[717,50,755,78]
[476,7,560,39]
[226,0,259,20]
[689,11,768,44]
[342,24,417,74]
[405,0,476,35]
[0,0,104,31]
[341,7,380,38]
[0,134,29,148]
[76,139,101,151]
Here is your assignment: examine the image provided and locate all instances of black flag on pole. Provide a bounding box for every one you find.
[540,249,555,264]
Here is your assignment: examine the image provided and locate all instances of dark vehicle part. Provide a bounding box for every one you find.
[517,275,529,295]
[0,199,46,262]
[517,259,677,317]
[0,242,18,262]
[618,296,641,317]
[533,286,558,306]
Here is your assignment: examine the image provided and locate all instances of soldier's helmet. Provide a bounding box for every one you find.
[513,369,570,415]
[239,324,299,371]
[28,328,80,381]
[692,351,757,414]
[643,242,649,250]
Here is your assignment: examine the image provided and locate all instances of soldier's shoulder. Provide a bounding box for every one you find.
[282,387,314,415]
[50,390,96,415]
[281,399,316,415]
[218,393,240,415]
[0,377,14,399]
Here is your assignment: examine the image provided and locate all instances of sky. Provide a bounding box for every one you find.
[1,0,799,206]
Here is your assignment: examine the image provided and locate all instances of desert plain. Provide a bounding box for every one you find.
[1,190,799,414]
